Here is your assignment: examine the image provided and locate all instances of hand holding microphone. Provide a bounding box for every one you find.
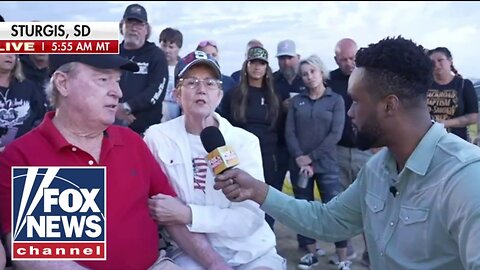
[201,126,268,204]
[213,168,269,204]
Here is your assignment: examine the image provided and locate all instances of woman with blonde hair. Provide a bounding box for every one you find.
[285,54,350,269]
[0,54,45,150]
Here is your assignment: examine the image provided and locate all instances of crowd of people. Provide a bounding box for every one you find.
[0,3,479,270]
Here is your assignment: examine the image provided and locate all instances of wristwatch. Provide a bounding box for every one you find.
[122,102,132,115]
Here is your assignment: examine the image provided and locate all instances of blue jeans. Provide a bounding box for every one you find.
[290,167,347,249]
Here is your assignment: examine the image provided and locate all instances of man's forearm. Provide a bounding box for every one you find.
[166,225,227,269]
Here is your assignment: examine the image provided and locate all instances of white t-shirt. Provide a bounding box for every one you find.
[187,133,213,205]
[186,133,240,260]
[161,65,181,122]
[165,65,176,103]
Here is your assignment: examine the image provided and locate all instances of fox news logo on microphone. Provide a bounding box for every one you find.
[206,146,239,175]
[11,167,106,260]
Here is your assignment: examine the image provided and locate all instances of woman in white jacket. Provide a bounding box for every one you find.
[144,50,285,270]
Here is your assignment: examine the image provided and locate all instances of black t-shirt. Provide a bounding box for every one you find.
[222,86,282,155]
[273,71,306,148]
[427,76,478,140]
[0,79,46,146]
[328,68,356,147]
[273,71,306,100]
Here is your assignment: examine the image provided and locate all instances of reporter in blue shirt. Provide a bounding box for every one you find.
[214,36,480,270]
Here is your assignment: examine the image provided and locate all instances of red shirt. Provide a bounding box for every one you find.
[0,112,176,270]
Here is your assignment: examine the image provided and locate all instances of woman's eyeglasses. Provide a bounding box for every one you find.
[179,78,222,91]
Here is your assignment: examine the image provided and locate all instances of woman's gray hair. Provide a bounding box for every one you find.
[44,62,77,108]
[299,54,330,81]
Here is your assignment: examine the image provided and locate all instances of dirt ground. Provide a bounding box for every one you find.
[4,222,369,270]
[275,221,369,270]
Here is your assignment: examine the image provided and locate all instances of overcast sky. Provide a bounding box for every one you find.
[2,1,479,79]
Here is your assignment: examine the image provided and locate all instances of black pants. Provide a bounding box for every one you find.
[290,166,347,249]
[262,147,289,230]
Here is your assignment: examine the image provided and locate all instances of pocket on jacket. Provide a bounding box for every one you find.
[364,192,386,241]
[365,192,385,213]
[396,206,430,260]
[155,147,184,167]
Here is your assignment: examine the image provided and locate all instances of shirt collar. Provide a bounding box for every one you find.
[404,122,446,176]
[274,71,302,83]
[38,111,124,151]
[299,87,333,98]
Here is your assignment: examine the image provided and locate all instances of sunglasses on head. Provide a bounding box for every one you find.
[198,40,217,49]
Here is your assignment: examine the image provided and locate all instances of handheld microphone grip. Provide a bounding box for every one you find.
[200,126,239,175]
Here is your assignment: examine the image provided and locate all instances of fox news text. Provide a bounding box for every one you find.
[11,167,106,260]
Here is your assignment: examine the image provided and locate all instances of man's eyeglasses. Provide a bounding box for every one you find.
[198,40,217,49]
[179,78,222,91]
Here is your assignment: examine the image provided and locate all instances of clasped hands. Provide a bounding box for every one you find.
[295,155,312,167]
[296,155,313,177]
[148,194,192,225]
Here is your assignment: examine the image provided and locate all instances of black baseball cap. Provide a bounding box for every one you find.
[49,54,139,74]
[123,3,148,23]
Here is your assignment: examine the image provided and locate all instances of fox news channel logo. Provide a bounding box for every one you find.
[0,22,119,54]
[11,167,106,260]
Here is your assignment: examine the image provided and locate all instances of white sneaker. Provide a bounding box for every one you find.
[328,252,357,265]
[338,260,352,270]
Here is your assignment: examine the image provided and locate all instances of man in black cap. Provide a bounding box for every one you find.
[0,54,232,270]
[117,3,169,135]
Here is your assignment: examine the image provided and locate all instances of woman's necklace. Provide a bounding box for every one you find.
[0,88,10,104]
